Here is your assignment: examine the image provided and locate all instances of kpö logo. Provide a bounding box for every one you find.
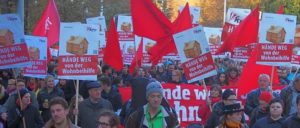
[229,12,242,23]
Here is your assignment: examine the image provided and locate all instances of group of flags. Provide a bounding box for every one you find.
[32,0,285,95]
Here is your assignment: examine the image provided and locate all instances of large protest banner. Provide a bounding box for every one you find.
[57,23,99,80]
[0,14,31,69]
[257,13,297,66]
[86,16,106,58]
[23,35,47,78]
[173,26,217,83]
[117,15,135,64]
[119,83,284,127]
[292,24,300,66]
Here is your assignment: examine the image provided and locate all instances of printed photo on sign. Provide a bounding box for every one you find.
[59,23,99,56]
[25,36,47,61]
[0,14,25,45]
[23,35,47,78]
[179,6,201,24]
[259,13,297,44]
[86,16,107,31]
[173,26,210,62]
[117,15,133,32]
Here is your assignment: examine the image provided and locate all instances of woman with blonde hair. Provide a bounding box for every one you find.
[171,69,182,84]
[218,103,248,128]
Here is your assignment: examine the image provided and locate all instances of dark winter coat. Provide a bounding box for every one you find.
[282,113,300,128]
[252,116,285,128]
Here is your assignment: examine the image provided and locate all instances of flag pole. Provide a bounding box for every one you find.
[223,0,227,24]
[202,80,212,111]
[292,67,299,81]
[13,69,27,128]
[270,66,275,94]
[75,79,79,126]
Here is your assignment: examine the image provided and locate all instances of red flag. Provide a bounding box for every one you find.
[103,18,123,72]
[216,6,259,54]
[237,47,279,96]
[131,0,173,40]
[277,5,284,14]
[32,0,60,62]
[128,38,144,75]
[148,3,193,66]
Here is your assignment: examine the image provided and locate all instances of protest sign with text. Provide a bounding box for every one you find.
[257,13,297,66]
[86,16,107,58]
[23,35,47,78]
[118,83,284,127]
[203,27,226,57]
[57,23,99,80]
[0,14,31,69]
[117,15,135,64]
[173,26,217,83]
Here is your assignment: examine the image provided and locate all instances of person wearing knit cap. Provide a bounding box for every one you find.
[249,91,273,127]
[126,81,178,128]
[7,88,44,128]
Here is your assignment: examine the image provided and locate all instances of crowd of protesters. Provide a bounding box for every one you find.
[0,56,299,128]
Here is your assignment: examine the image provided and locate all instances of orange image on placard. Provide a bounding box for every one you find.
[66,36,89,55]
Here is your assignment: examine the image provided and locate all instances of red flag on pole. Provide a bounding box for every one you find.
[237,47,279,96]
[103,18,123,72]
[148,3,193,66]
[216,6,259,54]
[131,0,173,40]
[32,0,60,63]
[129,38,144,75]
[277,5,284,14]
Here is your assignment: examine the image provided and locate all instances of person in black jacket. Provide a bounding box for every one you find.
[100,76,122,112]
[8,89,44,128]
[282,95,300,128]
[37,75,64,122]
[252,98,285,128]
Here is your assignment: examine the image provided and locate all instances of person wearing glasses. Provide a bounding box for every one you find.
[125,81,178,128]
[97,110,120,128]
[245,74,279,116]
